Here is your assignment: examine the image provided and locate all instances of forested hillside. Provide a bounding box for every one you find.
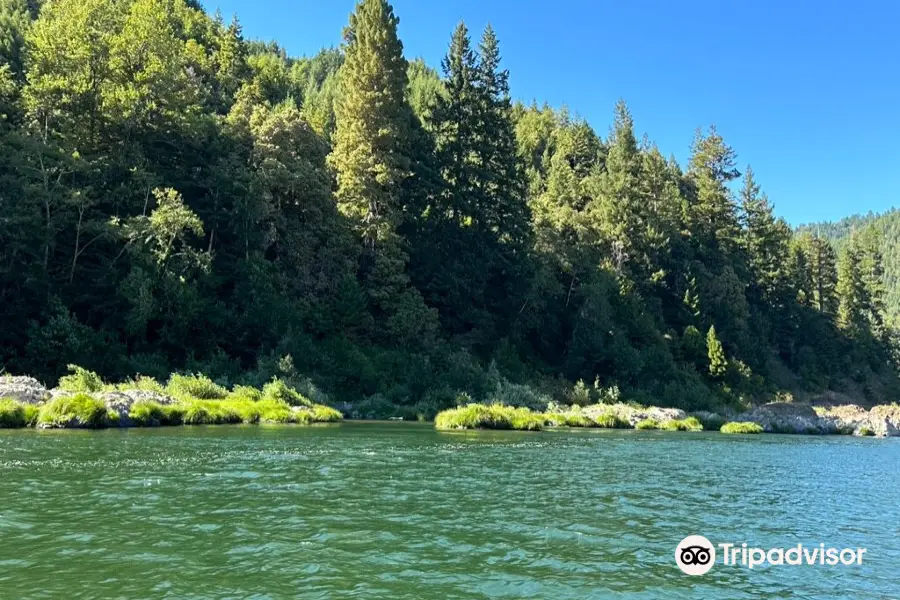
[0,0,897,415]
[799,210,900,329]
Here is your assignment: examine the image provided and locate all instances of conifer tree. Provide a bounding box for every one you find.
[707,325,727,377]
[328,0,436,345]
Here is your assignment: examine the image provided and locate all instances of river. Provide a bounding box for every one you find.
[0,423,897,598]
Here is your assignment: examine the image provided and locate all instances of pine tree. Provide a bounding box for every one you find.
[741,165,791,304]
[707,325,727,378]
[837,238,868,334]
[328,0,436,345]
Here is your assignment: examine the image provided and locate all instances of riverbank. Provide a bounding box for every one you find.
[3,369,899,436]
[434,401,900,437]
[0,371,342,429]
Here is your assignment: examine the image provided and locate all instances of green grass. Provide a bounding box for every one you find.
[261,378,313,407]
[435,404,545,431]
[38,393,112,429]
[166,373,228,400]
[544,413,595,427]
[592,412,631,429]
[721,421,764,434]
[635,418,660,430]
[660,417,703,432]
[309,404,343,423]
[114,376,166,394]
[58,365,105,393]
[857,427,876,437]
[0,398,28,428]
[129,401,186,426]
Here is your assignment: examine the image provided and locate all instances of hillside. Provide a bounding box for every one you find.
[0,0,897,414]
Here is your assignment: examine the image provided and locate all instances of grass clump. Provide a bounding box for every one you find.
[58,365,105,393]
[592,412,631,429]
[115,376,166,394]
[38,393,112,429]
[262,378,312,407]
[435,403,544,431]
[857,427,875,437]
[310,404,343,423]
[167,374,228,400]
[660,417,703,432]
[0,398,28,428]
[129,401,185,427]
[544,413,595,427]
[721,421,764,434]
[228,385,263,402]
[635,418,660,430]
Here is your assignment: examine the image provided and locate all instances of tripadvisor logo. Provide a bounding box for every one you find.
[675,535,867,575]
[675,535,716,575]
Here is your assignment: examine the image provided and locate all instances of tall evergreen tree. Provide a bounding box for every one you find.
[328,0,436,346]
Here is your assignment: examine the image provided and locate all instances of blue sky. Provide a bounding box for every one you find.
[200,0,900,225]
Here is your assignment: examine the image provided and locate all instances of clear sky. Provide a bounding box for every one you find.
[200,0,900,225]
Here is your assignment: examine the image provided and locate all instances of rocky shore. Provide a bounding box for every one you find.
[581,401,900,437]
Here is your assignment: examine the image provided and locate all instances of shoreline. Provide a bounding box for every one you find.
[2,373,898,437]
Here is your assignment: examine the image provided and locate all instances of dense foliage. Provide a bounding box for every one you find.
[0,0,896,414]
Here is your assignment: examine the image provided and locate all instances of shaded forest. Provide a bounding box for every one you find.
[0,0,897,415]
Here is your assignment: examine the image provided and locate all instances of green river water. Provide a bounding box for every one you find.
[0,423,897,599]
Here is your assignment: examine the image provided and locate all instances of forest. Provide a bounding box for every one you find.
[0,0,897,418]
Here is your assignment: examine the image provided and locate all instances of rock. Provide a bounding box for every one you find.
[583,403,686,426]
[0,376,49,405]
[736,402,829,434]
[99,390,176,422]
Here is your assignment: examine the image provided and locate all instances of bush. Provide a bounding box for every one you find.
[167,373,228,400]
[721,421,764,434]
[592,412,631,429]
[58,365,105,393]
[38,393,111,429]
[635,418,659,430]
[262,378,312,407]
[435,404,544,431]
[0,398,27,428]
[857,427,875,437]
[660,417,703,432]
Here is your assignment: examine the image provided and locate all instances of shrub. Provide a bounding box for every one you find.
[569,379,592,407]
[354,394,397,419]
[262,378,312,407]
[660,417,703,432]
[38,393,111,429]
[857,427,875,437]
[58,365,105,393]
[435,404,544,431]
[0,398,27,428]
[635,418,660,430]
[721,421,764,434]
[592,412,631,429]
[490,378,551,411]
[167,374,228,400]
